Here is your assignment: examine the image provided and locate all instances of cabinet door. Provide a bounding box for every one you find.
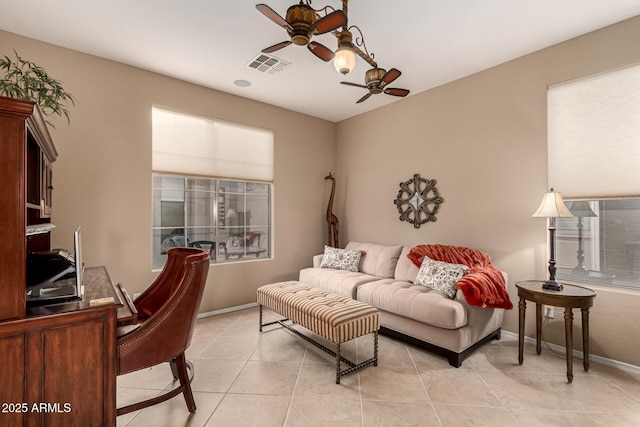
[0,334,27,427]
[0,308,117,427]
[40,155,53,218]
[0,110,27,321]
[42,319,106,426]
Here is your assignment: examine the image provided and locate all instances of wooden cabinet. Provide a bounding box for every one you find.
[0,97,31,320]
[0,97,118,426]
[0,96,57,320]
[0,267,120,426]
[0,305,116,427]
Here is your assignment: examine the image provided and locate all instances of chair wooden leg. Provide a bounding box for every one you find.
[175,353,196,413]
[170,358,179,380]
[116,354,196,416]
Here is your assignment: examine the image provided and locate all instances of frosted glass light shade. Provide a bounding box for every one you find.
[334,46,356,75]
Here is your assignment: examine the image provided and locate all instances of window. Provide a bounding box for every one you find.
[152,175,271,268]
[548,63,640,289]
[556,198,640,290]
[151,108,273,268]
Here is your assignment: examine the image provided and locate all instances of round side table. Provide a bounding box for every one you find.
[516,280,596,383]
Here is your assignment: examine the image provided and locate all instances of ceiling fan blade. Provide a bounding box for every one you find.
[256,4,292,30]
[384,88,410,97]
[307,41,334,61]
[356,93,373,104]
[341,81,368,89]
[310,10,347,35]
[381,68,402,85]
[262,40,292,53]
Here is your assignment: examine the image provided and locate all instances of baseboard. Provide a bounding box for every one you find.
[501,330,640,375]
[197,302,258,318]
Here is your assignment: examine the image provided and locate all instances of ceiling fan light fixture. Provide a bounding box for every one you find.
[334,46,356,74]
[334,30,356,75]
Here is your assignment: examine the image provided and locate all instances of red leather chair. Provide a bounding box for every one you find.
[116,247,210,416]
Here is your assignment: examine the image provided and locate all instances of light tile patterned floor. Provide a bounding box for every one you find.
[117,307,640,426]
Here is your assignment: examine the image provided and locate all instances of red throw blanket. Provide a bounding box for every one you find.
[408,244,513,309]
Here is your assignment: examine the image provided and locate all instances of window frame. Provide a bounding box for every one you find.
[151,107,274,269]
[547,64,640,292]
[152,173,272,269]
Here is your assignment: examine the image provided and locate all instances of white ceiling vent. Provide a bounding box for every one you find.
[246,53,290,75]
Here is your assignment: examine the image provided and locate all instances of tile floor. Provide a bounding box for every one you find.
[117,307,640,426]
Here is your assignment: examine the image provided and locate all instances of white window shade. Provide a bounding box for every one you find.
[548,63,640,198]
[152,107,274,182]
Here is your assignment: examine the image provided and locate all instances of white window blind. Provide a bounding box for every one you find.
[152,107,274,181]
[548,63,640,198]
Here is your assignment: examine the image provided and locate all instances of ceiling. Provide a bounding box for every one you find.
[2,1,640,122]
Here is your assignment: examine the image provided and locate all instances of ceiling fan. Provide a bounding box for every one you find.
[341,67,410,103]
[256,2,346,61]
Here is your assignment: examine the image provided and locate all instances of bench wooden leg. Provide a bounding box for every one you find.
[374,330,379,367]
[259,314,378,384]
[336,343,341,384]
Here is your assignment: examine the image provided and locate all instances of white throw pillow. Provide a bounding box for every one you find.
[319,246,362,272]
[415,257,469,298]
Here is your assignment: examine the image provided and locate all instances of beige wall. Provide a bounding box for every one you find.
[0,30,336,313]
[335,15,640,366]
[3,14,640,367]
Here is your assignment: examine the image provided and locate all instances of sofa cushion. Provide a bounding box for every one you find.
[345,241,403,279]
[356,279,467,330]
[394,246,420,282]
[299,267,379,299]
[319,246,363,272]
[414,258,469,298]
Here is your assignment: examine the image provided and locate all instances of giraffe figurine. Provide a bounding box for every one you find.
[325,172,340,248]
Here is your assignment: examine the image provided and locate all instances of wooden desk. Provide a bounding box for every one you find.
[516,280,596,383]
[0,266,130,426]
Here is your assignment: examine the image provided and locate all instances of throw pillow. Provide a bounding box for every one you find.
[319,246,362,272]
[415,257,469,298]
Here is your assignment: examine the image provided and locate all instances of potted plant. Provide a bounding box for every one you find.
[0,50,76,126]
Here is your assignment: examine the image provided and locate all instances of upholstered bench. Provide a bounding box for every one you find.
[257,281,379,384]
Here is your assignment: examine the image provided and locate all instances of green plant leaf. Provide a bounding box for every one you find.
[0,50,76,126]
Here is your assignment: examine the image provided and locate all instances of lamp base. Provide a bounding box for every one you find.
[572,265,589,276]
[542,280,563,291]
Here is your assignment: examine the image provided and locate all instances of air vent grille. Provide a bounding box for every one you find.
[246,53,290,74]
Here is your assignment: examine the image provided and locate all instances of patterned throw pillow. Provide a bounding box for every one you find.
[319,246,362,272]
[415,257,469,298]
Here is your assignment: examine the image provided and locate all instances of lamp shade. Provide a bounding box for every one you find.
[567,200,597,217]
[532,189,574,218]
[334,46,356,75]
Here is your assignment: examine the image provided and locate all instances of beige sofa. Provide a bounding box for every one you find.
[299,241,506,367]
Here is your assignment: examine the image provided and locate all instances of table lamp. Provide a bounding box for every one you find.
[532,188,574,291]
[566,200,597,276]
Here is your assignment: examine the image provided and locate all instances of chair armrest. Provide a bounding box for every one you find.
[117,323,141,338]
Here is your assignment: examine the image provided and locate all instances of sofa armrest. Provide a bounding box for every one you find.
[312,254,324,268]
[453,270,508,306]
[454,270,508,340]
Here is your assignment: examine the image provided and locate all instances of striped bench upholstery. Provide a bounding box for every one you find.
[257,281,379,383]
[257,281,379,343]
